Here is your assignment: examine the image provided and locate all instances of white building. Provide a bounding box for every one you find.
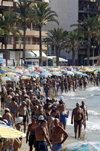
[43,0,78,65]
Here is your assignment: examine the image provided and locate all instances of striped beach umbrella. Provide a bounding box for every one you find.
[0,124,26,138]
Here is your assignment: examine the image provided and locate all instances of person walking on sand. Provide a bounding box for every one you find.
[51,118,68,151]
[80,101,88,131]
[26,115,39,151]
[71,102,83,140]
[35,119,52,151]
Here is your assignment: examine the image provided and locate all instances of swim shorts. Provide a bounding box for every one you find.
[29,135,36,147]
[36,141,48,151]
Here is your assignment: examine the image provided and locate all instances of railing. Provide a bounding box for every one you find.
[16,41,46,45]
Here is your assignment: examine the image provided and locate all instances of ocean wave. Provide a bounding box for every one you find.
[87,121,100,131]
[86,86,100,91]
[70,97,86,100]
[88,110,100,116]
[62,92,76,96]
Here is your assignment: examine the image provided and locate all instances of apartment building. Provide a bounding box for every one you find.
[0,0,49,65]
[44,0,100,65]
[78,0,100,65]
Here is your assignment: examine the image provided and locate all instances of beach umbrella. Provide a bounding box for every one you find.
[31,73,39,78]
[21,76,31,80]
[60,141,100,151]
[0,124,26,138]
[3,77,11,81]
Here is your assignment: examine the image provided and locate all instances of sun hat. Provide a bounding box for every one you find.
[38,115,44,121]
[22,101,27,105]
[15,117,23,124]
[4,108,10,112]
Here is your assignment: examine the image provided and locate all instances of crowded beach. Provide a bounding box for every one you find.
[0,66,99,151]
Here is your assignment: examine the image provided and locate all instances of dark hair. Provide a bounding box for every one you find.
[38,96,40,99]
[51,109,56,114]
[33,103,36,106]
[12,97,15,101]
[7,91,9,95]
[41,119,47,125]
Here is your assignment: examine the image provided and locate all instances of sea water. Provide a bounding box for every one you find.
[58,85,100,141]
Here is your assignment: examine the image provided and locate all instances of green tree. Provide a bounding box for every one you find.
[44,28,68,66]
[66,30,84,66]
[0,11,21,66]
[32,2,59,65]
[13,0,32,65]
[71,15,98,66]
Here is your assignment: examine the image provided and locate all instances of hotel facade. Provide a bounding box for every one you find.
[0,0,49,66]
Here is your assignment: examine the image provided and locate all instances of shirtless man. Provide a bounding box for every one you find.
[26,115,39,151]
[80,101,88,130]
[2,108,13,126]
[71,102,84,140]
[24,95,33,116]
[0,88,6,110]
[17,101,29,133]
[35,119,52,151]
[9,97,18,124]
[51,118,68,151]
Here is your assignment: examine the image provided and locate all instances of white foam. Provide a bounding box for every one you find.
[86,86,100,91]
[70,97,86,100]
[86,121,100,131]
[88,110,100,116]
[62,92,76,96]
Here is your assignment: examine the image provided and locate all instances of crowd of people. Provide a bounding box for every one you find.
[0,73,95,151]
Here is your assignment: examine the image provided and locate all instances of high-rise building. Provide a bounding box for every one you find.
[44,0,100,65]
[78,0,100,65]
[0,0,49,65]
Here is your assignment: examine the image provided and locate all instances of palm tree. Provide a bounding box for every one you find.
[44,28,68,66]
[71,15,98,66]
[13,0,32,66]
[66,30,84,66]
[32,2,59,65]
[0,11,21,66]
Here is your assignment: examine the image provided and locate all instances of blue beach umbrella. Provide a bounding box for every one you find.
[31,73,39,78]
[3,77,11,81]
[60,141,100,151]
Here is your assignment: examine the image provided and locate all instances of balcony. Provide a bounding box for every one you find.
[16,42,47,50]
[0,1,13,6]
[2,44,13,49]
[19,29,47,37]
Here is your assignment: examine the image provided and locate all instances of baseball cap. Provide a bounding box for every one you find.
[29,90,33,92]
[24,94,28,97]
[32,115,37,120]
[4,108,10,112]
[38,115,44,121]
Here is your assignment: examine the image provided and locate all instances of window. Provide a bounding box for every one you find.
[51,45,54,55]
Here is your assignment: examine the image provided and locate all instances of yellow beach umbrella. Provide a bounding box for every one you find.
[82,68,93,71]
[3,72,17,77]
[0,124,26,138]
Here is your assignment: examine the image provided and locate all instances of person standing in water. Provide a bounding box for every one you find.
[71,102,83,140]
[80,101,88,131]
